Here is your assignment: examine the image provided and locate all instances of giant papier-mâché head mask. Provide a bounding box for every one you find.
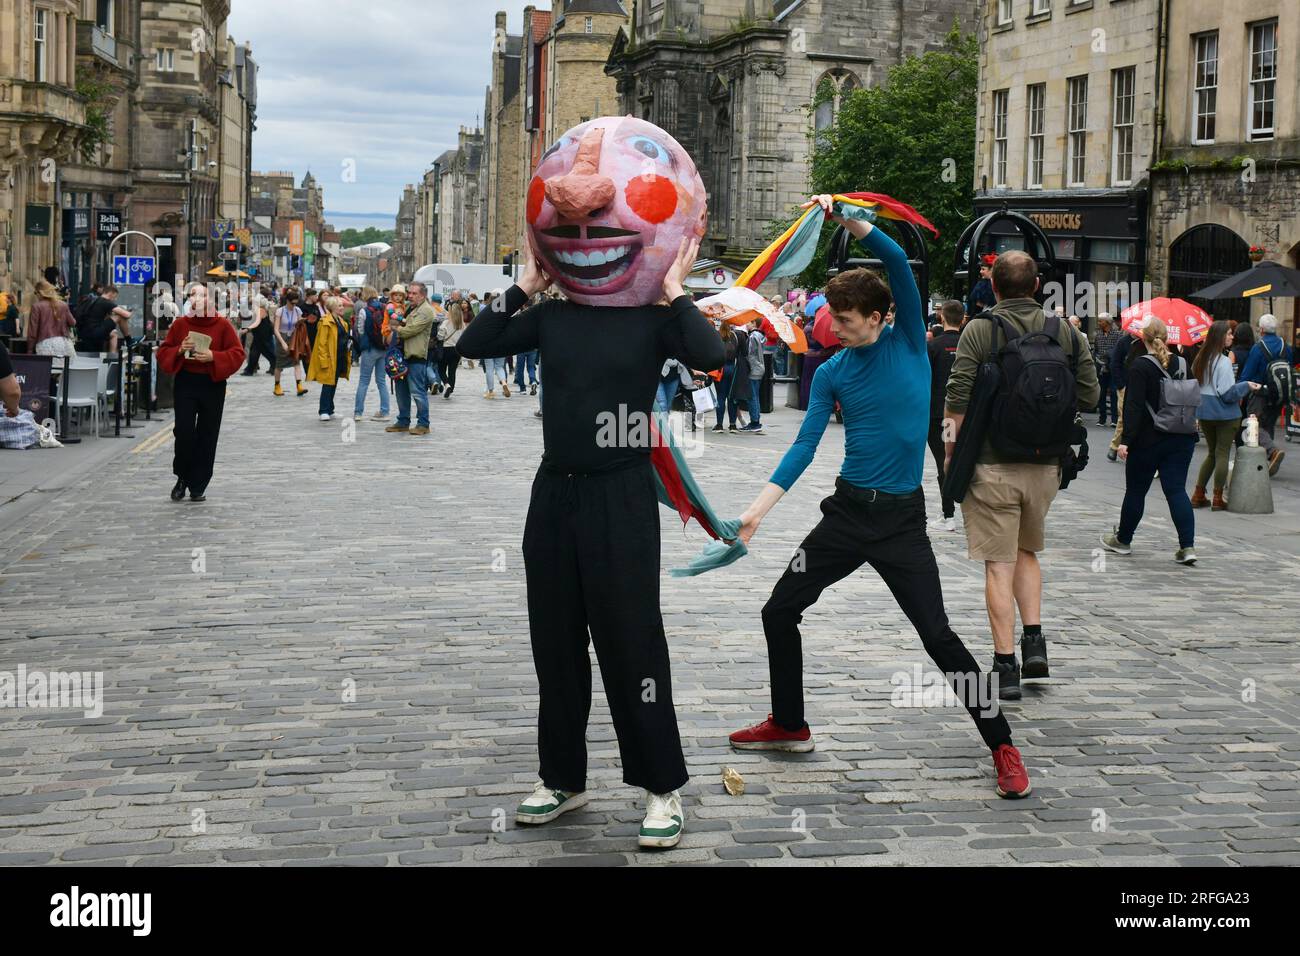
[526,116,707,307]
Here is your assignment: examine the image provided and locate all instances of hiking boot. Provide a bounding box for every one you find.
[1190,485,1209,509]
[484,390,495,399]
[385,424,409,433]
[1175,547,1198,565]
[992,657,1021,701]
[273,384,284,397]
[515,782,588,826]
[296,384,308,396]
[729,714,815,753]
[638,790,684,849]
[502,381,512,397]
[1212,490,1227,511]
[992,744,1032,799]
[1268,449,1285,477]
[1020,632,1049,679]
[410,426,429,436]
[1099,528,1132,555]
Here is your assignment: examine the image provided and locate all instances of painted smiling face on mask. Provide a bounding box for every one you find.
[526,116,707,307]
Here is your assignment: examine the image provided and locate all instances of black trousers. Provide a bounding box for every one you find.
[438,346,458,393]
[522,460,687,794]
[926,418,955,518]
[762,481,1011,751]
[172,371,226,496]
[244,335,275,373]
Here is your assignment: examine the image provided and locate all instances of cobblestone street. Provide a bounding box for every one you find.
[2,371,1299,867]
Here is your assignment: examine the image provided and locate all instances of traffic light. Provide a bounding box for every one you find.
[223,240,238,257]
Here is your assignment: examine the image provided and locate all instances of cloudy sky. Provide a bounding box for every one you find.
[229,1,535,231]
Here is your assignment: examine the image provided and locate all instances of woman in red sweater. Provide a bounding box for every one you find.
[157,286,245,502]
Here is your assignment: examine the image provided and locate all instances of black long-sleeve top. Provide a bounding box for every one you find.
[458,285,725,474]
[1121,352,1189,450]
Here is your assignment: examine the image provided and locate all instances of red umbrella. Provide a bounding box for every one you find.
[811,304,839,349]
[1120,298,1213,347]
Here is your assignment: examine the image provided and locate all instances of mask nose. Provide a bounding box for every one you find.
[544,127,615,220]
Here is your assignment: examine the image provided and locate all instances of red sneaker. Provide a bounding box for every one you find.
[729,715,814,753]
[993,743,1031,799]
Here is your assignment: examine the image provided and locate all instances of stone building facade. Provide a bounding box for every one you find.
[545,1,627,138]
[484,11,523,266]
[606,0,980,271]
[973,0,1160,315]
[131,0,232,286]
[0,0,88,299]
[216,36,256,228]
[1148,0,1299,342]
[518,5,554,242]
[58,1,140,301]
[434,126,485,265]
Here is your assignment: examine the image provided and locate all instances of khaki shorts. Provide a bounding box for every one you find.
[960,462,1061,563]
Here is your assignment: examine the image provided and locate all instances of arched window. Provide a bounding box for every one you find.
[813,69,861,147]
[1168,224,1251,324]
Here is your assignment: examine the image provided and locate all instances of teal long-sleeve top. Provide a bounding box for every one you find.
[769,226,929,494]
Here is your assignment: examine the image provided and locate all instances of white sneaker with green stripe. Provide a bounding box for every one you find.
[515,781,588,826]
[638,790,684,849]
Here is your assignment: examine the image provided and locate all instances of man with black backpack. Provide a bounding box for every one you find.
[943,251,1098,701]
[1239,314,1292,476]
[927,300,964,531]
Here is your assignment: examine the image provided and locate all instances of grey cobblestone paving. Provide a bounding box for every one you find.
[1,370,1298,866]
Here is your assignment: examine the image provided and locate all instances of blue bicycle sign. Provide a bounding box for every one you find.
[113,255,156,286]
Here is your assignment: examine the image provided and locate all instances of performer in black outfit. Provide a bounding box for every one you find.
[458,236,723,849]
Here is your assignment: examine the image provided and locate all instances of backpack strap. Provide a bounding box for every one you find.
[1141,352,1171,379]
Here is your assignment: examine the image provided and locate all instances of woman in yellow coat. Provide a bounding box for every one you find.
[308,295,352,421]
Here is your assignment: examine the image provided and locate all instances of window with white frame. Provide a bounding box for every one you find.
[998,1,1013,26]
[1193,32,1218,144]
[1111,67,1135,185]
[1026,83,1045,188]
[1248,20,1277,140]
[992,89,1009,186]
[1032,0,1051,15]
[584,17,593,34]
[156,47,175,72]
[1066,75,1088,186]
[34,9,48,82]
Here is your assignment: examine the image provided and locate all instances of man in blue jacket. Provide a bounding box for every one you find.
[727,195,1031,800]
[1239,314,1293,475]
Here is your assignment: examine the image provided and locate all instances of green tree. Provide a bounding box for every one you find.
[340,227,396,249]
[791,24,977,296]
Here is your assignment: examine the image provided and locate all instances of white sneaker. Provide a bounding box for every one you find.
[638,790,684,849]
[944,516,956,532]
[928,516,955,533]
[369,413,390,422]
[515,781,588,826]
[319,413,332,422]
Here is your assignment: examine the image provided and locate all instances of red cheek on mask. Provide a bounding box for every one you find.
[526,177,545,225]
[624,175,678,224]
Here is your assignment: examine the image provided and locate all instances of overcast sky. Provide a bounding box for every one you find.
[230,1,535,231]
